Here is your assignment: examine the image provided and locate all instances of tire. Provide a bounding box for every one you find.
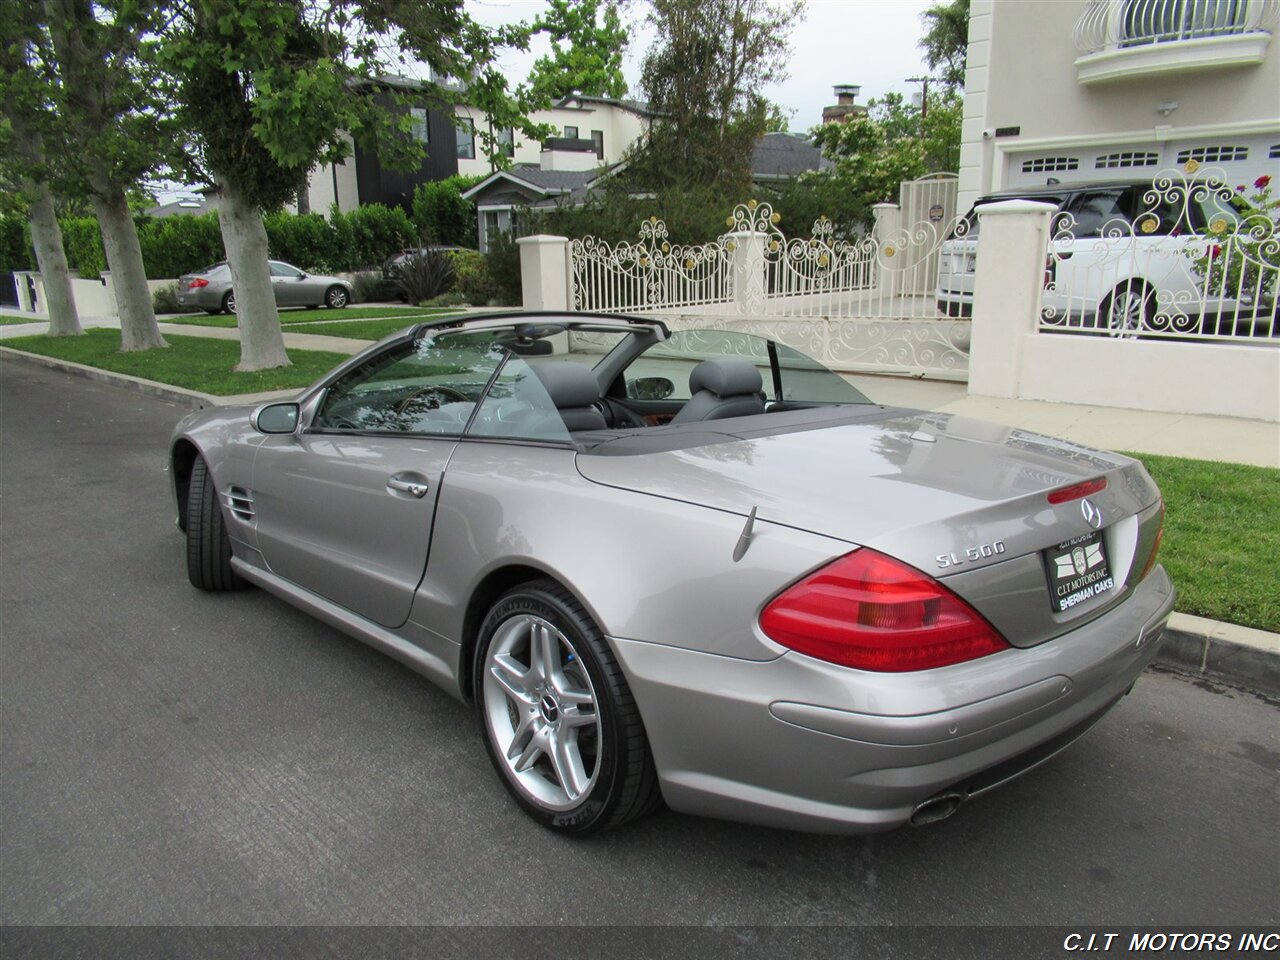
[186,457,249,591]
[325,285,349,309]
[474,580,661,835]
[222,290,236,315]
[1099,281,1152,338]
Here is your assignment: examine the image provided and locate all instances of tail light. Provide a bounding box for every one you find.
[188,278,209,289]
[760,549,1009,672]
[1139,500,1165,581]
[1048,476,1107,504]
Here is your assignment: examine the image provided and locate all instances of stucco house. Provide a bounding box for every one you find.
[958,0,1280,213]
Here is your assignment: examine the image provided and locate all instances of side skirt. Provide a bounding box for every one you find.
[230,557,466,700]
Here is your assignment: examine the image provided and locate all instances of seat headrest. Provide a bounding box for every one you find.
[688,359,763,398]
[530,362,602,409]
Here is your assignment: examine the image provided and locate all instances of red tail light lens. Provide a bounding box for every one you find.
[188,278,209,289]
[1139,500,1165,581]
[760,549,1010,672]
[1047,477,1107,504]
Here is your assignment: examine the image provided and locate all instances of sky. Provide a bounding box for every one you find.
[466,0,937,131]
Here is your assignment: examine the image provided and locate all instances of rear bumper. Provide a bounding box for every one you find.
[613,565,1175,833]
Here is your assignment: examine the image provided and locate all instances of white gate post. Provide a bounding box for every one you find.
[727,230,766,312]
[13,272,35,312]
[871,203,902,301]
[967,199,1057,398]
[517,235,572,311]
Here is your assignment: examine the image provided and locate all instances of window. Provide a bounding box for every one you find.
[496,127,515,159]
[1021,156,1080,174]
[1176,145,1248,164]
[313,331,505,435]
[409,107,430,144]
[1065,192,1130,238]
[1095,151,1158,169]
[269,261,303,278]
[1270,144,1280,159]
[591,130,604,160]
[456,117,475,159]
[1120,0,1255,45]
[471,354,572,443]
[563,125,579,139]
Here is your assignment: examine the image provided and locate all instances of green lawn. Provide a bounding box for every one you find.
[2,329,349,396]
[1125,452,1280,633]
[1,315,44,325]
[162,305,447,328]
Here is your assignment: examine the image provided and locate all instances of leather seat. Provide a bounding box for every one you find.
[670,359,766,424]
[530,362,608,432]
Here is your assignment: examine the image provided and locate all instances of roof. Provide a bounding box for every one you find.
[463,165,604,204]
[145,197,213,218]
[554,94,653,118]
[750,133,833,180]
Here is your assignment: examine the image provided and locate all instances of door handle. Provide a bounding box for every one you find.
[387,474,429,498]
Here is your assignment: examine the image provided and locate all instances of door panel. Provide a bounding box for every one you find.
[251,433,455,628]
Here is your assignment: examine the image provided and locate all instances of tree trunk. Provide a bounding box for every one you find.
[24,179,82,338]
[90,183,166,351]
[215,178,290,371]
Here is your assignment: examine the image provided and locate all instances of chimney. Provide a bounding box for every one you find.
[833,84,862,105]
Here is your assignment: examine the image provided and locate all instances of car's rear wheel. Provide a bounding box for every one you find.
[474,580,660,834]
[186,457,248,592]
[222,291,236,315]
[325,285,348,309]
[1099,281,1152,338]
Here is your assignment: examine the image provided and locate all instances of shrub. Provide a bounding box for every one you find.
[484,231,523,306]
[152,282,199,314]
[59,217,107,278]
[138,213,224,278]
[350,270,386,304]
[394,251,456,304]
[0,215,33,274]
[411,175,483,248]
[450,249,500,305]
[264,211,335,272]
[331,204,416,271]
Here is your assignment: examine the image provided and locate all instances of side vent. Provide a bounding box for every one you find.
[222,486,256,523]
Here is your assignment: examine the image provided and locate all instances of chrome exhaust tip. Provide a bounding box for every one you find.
[909,792,965,826]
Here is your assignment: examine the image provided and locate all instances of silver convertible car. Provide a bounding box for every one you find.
[169,311,1174,835]
[176,260,353,314]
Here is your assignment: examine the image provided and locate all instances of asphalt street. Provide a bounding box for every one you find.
[1,357,1277,932]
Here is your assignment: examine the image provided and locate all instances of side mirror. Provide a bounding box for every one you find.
[627,376,675,401]
[298,272,308,280]
[252,401,300,434]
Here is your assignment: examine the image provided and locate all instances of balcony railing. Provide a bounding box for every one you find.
[1074,0,1279,54]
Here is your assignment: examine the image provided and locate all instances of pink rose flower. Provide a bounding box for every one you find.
[1255,175,1272,189]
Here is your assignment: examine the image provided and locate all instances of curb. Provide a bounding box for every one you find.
[0,346,219,411]
[4,343,1279,694]
[1156,613,1280,696]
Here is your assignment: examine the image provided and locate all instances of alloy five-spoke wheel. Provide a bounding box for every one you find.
[482,614,601,809]
[474,580,661,834]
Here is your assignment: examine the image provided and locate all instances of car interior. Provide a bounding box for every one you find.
[307,318,880,451]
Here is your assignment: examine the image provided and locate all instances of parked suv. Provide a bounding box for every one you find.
[936,179,1269,335]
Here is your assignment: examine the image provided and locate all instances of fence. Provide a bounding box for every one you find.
[1038,165,1278,343]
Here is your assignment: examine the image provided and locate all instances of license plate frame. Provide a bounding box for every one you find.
[1043,530,1114,613]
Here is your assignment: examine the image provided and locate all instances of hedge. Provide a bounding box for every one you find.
[0,202,425,281]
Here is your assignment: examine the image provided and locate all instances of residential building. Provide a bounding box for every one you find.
[300,83,651,218]
[958,0,1280,212]
[821,84,869,125]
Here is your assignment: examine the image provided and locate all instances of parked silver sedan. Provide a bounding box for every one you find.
[177,260,353,314]
[169,312,1174,835]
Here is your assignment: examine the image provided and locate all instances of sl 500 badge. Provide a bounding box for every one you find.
[936,540,1006,569]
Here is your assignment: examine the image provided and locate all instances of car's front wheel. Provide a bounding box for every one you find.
[1100,281,1152,337]
[325,285,349,309]
[185,456,249,592]
[222,290,236,315]
[474,580,660,834]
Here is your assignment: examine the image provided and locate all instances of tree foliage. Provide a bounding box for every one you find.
[527,0,628,102]
[919,0,970,89]
[629,0,804,192]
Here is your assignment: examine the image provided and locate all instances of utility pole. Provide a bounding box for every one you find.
[906,75,931,121]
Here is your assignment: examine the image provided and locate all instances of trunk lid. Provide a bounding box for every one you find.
[576,409,1162,643]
